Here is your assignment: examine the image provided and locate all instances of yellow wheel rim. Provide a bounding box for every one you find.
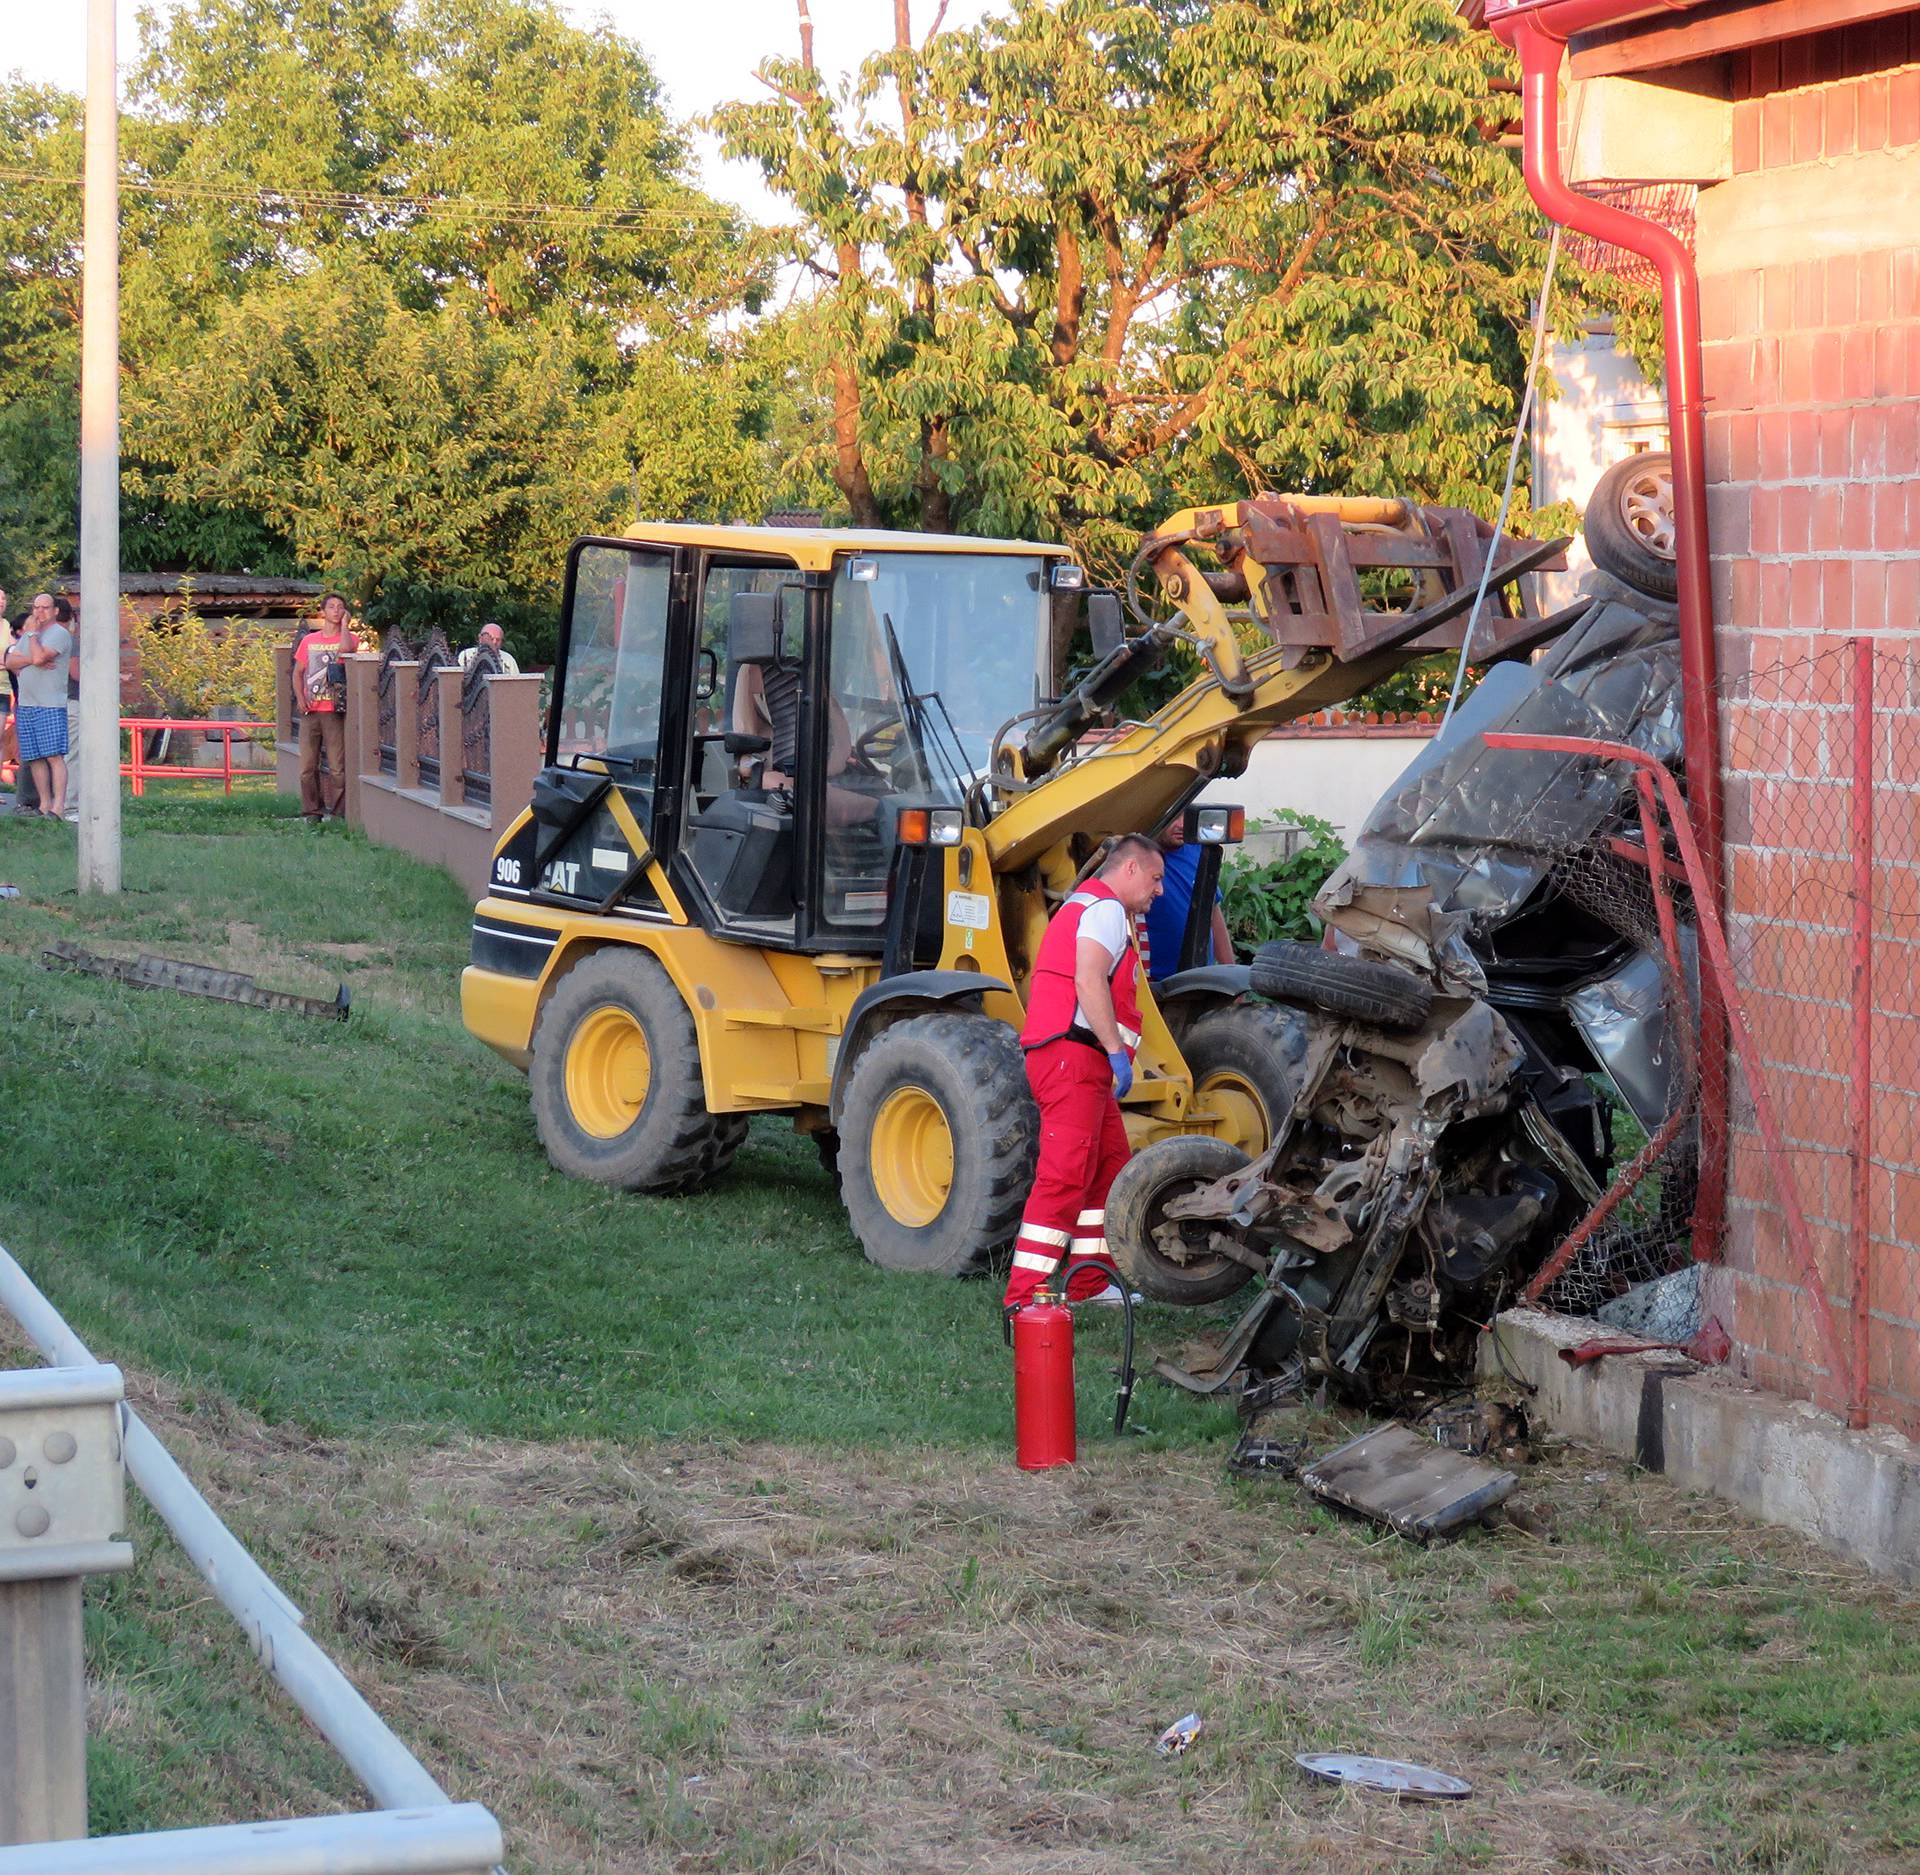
[1197,1069,1271,1156]
[565,1004,652,1140]
[869,1085,955,1228]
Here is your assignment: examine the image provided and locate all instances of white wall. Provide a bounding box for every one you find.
[1199,730,1433,849]
[1536,317,1668,611]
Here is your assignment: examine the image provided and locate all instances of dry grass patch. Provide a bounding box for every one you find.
[77,1370,1920,1875]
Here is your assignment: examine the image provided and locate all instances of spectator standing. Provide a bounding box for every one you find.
[293,593,358,824]
[53,597,80,821]
[0,587,14,797]
[455,622,520,676]
[1141,818,1235,980]
[4,591,73,819]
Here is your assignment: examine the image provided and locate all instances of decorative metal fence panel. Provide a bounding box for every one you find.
[415,630,452,790]
[375,632,414,777]
[460,648,502,808]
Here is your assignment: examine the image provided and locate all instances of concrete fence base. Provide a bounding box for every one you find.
[1481,1307,1920,1582]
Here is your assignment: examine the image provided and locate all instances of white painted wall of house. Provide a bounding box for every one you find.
[1197,729,1433,851]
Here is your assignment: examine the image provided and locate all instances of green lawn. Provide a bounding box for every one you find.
[3,794,1917,1875]
[0,791,1230,1454]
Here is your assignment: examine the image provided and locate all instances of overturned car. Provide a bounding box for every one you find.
[1109,566,1701,1403]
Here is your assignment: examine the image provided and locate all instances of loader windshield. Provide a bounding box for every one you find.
[829,551,1047,790]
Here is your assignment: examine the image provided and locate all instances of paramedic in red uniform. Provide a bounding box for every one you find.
[1005,834,1165,1308]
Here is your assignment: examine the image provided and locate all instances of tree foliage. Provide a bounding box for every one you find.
[715,0,1608,569]
[0,0,817,654]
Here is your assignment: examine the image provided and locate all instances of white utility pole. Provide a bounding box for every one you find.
[78,0,122,893]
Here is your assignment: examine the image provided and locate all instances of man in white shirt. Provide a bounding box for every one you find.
[456,622,520,676]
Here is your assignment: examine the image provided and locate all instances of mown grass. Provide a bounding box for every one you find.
[4,795,1918,1872]
[0,792,1233,1454]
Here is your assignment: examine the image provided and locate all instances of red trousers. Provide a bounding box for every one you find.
[1004,1039,1130,1306]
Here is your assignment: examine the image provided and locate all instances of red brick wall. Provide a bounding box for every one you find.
[1700,24,1920,1428]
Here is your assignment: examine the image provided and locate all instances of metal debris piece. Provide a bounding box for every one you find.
[41,942,350,1022]
[1227,1431,1308,1478]
[1558,1315,1730,1370]
[1296,1753,1472,1800]
[1420,1398,1530,1464]
[1300,1422,1516,1543]
[1154,1713,1204,1756]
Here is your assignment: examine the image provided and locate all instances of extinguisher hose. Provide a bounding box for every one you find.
[1001,1263,1141,1435]
[1054,1255,1139,1438]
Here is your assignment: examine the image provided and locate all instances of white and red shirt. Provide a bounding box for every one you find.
[1019,878,1144,1058]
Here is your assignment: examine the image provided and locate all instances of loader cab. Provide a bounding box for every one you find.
[530,527,1069,952]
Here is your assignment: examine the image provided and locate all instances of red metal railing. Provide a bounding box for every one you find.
[119,718,275,797]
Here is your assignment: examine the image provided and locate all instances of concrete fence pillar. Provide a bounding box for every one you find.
[486,674,544,835]
[435,666,465,810]
[342,655,378,828]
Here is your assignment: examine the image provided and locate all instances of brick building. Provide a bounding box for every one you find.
[1492,1,1920,1432]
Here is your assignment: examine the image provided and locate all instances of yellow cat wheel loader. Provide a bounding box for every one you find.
[460,505,1570,1275]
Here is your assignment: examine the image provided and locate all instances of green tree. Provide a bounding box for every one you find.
[714,0,1610,568]
[0,0,795,648]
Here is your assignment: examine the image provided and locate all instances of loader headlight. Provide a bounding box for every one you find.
[898,806,965,847]
[1048,562,1086,591]
[1184,804,1245,845]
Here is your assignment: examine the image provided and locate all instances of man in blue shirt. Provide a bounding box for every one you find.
[1142,820,1234,980]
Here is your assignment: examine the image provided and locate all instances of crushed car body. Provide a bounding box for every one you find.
[1111,570,1703,1405]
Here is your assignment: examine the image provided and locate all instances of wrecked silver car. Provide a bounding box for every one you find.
[1109,572,1699,1403]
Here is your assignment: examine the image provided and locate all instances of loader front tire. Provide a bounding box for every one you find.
[1180,1001,1311,1156]
[839,1013,1037,1274]
[530,949,742,1193]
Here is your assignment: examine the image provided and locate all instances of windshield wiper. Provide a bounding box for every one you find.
[880,611,973,797]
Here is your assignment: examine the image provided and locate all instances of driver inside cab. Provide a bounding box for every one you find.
[730,608,898,829]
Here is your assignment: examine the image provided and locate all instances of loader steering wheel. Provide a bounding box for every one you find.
[850,714,907,772]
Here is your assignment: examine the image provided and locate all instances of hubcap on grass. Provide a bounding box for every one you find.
[869,1086,954,1227]
[566,1005,651,1139]
[1195,1068,1270,1156]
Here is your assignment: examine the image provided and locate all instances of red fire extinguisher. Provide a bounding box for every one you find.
[1011,1291,1077,1471]
[1007,1259,1138,1471]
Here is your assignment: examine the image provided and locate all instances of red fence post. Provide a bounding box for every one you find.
[1849,637,1875,1431]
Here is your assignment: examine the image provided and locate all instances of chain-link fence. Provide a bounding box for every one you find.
[1503,634,1916,1435]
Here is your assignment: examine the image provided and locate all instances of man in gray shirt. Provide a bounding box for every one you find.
[5,591,74,818]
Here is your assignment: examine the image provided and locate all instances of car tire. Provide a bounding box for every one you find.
[1585,451,1678,601]
[529,949,743,1193]
[1107,1135,1257,1307]
[839,1013,1037,1274]
[1179,1001,1311,1156]
[1249,940,1433,1031]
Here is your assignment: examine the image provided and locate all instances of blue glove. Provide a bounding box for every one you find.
[1108,1050,1134,1099]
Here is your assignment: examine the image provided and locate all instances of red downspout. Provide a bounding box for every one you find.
[1487,0,1727,1263]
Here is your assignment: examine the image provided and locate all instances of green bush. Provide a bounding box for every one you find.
[1220,813,1348,952]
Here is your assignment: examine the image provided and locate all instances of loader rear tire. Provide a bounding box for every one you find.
[1108,1135,1257,1307]
[1250,940,1433,1031]
[839,1013,1037,1274]
[1180,1001,1311,1156]
[530,949,741,1193]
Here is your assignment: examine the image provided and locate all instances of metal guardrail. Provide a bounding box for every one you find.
[0,1245,506,1875]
